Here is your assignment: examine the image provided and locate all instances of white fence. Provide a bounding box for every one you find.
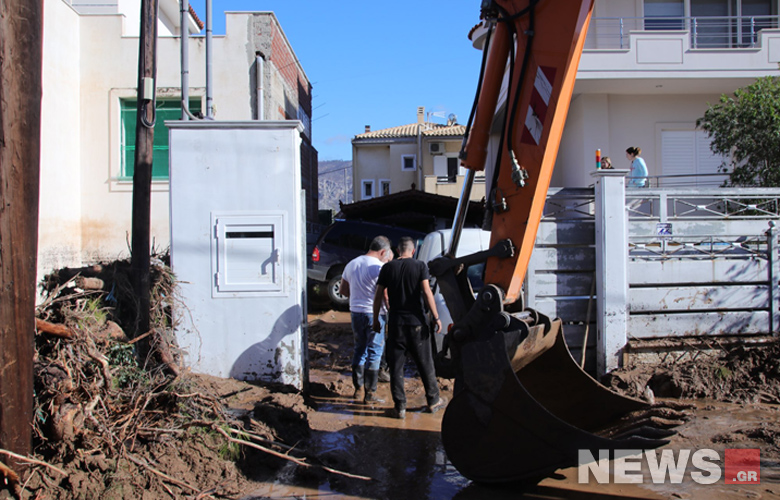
[526,170,780,374]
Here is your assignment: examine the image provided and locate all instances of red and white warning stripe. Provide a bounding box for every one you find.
[521,65,556,146]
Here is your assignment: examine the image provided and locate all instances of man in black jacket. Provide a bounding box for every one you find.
[372,236,447,419]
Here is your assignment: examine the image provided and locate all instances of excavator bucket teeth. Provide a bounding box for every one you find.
[441,318,676,484]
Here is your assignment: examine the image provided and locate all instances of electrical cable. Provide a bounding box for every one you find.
[140,100,156,128]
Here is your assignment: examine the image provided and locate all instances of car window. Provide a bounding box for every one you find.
[467,263,485,292]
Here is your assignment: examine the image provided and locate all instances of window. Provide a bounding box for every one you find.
[362,180,375,200]
[380,179,391,196]
[434,156,463,183]
[401,155,416,172]
[687,0,775,48]
[645,0,685,30]
[121,99,199,179]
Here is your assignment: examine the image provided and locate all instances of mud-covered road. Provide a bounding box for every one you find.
[237,310,780,500]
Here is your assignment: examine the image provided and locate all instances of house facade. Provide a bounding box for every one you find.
[39,1,317,282]
[351,107,486,202]
[553,0,780,187]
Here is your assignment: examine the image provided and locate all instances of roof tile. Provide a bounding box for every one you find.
[354,123,466,140]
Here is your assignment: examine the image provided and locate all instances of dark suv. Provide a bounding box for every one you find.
[308,220,425,309]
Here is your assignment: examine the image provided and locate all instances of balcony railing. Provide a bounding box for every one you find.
[586,15,780,50]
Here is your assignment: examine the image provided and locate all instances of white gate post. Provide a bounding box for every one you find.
[591,169,629,374]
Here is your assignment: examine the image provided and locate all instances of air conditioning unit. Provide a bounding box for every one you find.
[429,142,445,155]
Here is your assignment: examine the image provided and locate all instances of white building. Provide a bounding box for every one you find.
[560,0,779,186]
[39,1,317,282]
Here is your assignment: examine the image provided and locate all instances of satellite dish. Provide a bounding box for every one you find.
[448,113,458,125]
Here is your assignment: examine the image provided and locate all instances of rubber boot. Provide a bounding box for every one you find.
[363,369,386,404]
[378,366,391,383]
[352,365,364,399]
[378,351,390,383]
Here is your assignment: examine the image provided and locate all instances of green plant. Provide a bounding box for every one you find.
[218,438,241,462]
[107,342,143,389]
[714,365,733,379]
[697,76,780,188]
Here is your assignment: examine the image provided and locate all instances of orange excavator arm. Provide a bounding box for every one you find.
[462,0,593,304]
[429,1,688,484]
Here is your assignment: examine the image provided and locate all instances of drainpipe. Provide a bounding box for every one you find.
[180,0,189,119]
[255,53,264,120]
[205,0,213,118]
[417,125,423,191]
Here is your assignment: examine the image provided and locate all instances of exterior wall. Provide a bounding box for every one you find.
[39,3,316,283]
[39,0,84,275]
[389,142,420,192]
[555,93,722,187]
[76,15,187,266]
[225,13,317,228]
[352,142,419,199]
[70,0,187,36]
[352,132,486,203]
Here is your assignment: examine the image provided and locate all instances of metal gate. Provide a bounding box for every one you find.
[526,185,780,373]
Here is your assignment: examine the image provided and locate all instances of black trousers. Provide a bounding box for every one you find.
[386,323,440,408]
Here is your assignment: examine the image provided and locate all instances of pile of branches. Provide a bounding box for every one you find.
[0,257,368,499]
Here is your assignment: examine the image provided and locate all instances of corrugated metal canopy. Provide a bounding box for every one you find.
[337,189,484,233]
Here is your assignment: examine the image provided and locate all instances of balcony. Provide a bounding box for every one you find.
[586,15,780,50]
[577,15,780,94]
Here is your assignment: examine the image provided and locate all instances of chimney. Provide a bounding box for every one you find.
[417,106,425,125]
[365,125,371,133]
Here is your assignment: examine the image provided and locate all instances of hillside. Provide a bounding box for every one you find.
[318,160,352,213]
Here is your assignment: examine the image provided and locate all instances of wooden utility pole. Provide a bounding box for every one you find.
[0,0,44,457]
[130,0,159,359]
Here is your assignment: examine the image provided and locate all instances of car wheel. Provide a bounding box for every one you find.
[327,274,349,310]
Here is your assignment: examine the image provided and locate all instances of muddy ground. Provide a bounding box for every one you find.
[4,305,780,499]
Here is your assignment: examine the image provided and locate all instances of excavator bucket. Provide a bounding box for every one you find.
[438,299,683,483]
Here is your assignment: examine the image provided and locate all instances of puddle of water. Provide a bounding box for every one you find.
[242,388,670,500]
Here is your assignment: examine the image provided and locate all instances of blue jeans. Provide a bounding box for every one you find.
[351,312,386,371]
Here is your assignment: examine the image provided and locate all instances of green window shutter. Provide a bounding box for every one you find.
[121,100,137,179]
[121,99,199,179]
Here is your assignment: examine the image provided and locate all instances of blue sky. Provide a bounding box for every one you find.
[188,1,484,161]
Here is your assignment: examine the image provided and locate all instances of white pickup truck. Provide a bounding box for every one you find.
[416,228,492,353]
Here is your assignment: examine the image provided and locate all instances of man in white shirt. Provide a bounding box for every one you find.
[341,235,392,403]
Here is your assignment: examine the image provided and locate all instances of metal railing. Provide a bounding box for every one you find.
[542,187,596,220]
[629,233,769,260]
[586,15,780,50]
[626,189,780,220]
[633,172,729,189]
